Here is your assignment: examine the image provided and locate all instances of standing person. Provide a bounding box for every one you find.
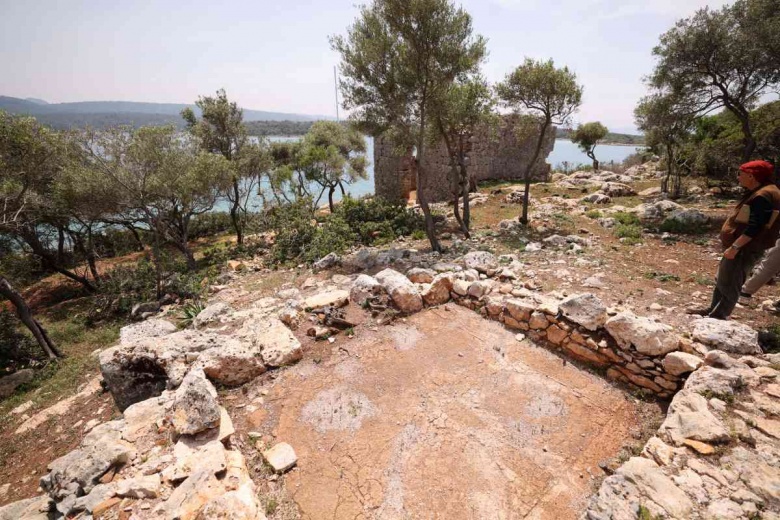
[688,160,780,319]
[740,237,780,300]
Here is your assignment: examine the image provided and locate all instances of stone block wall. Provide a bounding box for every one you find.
[374,115,557,203]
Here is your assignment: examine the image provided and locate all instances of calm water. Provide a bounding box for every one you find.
[214,137,641,211]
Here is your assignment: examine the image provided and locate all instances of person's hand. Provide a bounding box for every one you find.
[724,246,738,260]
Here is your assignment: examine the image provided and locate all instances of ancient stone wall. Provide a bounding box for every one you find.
[374,115,557,203]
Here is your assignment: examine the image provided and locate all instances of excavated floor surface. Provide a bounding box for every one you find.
[239,306,647,520]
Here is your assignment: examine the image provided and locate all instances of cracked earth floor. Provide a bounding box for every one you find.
[236,305,649,520]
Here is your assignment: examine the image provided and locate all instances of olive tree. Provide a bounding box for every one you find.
[429,76,495,236]
[331,0,487,252]
[571,122,608,171]
[496,59,582,224]
[650,1,780,161]
[298,121,368,212]
[0,111,97,291]
[635,93,695,198]
[182,89,255,244]
[80,126,232,294]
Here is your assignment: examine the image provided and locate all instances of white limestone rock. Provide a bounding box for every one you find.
[558,293,607,331]
[662,351,703,376]
[659,390,731,445]
[263,442,298,473]
[605,312,679,356]
[691,318,761,355]
[349,275,384,307]
[375,268,423,313]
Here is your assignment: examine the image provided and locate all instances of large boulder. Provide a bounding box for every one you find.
[0,495,52,520]
[461,251,498,274]
[303,290,349,310]
[100,330,223,411]
[662,209,709,230]
[605,312,679,356]
[193,303,232,329]
[691,318,761,355]
[198,338,267,386]
[421,273,454,306]
[118,319,177,346]
[662,351,703,376]
[581,193,611,204]
[237,316,302,367]
[406,267,436,284]
[40,421,133,516]
[658,390,730,445]
[349,275,384,307]
[0,369,34,399]
[597,457,693,519]
[558,294,607,331]
[600,182,636,197]
[170,367,221,436]
[375,269,423,313]
[312,252,341,271]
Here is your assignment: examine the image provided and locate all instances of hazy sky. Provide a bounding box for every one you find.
[0,0,729,133]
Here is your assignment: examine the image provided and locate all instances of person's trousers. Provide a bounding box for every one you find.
[709,249,763,319]
[742,238,780,295]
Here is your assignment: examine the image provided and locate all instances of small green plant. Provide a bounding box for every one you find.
[644,271,681,283]
[659,218,708,235]
[614,224,643,242]
[181,300,206,326]
[585,209,603,219]
[345,327,355,336]
[411,229,427,240]
[637,504,663,520]
[690,274,713,286]
[613,211,641,226]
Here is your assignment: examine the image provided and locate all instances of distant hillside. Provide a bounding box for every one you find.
[245,120,314,136]
[0,96,332,130]
[556,127,645,145]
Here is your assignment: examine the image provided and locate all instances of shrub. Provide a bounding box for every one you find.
[333,196,424,245]
[614,223,643,244]
[585,209,603,219]
[189,212,235,239]
[658,218,708,235]
[0,310,42,372]
[613,211,641,226]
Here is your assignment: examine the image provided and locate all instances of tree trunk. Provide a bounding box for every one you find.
[519,119,550,225]
[0,276,61,359]
[416,111,441,253]
[328,186,336,213]
[230,178,243,245]
[57,227,66,264]
[125,224,145,252]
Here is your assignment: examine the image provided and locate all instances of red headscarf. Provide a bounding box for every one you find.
[740,160,775,184]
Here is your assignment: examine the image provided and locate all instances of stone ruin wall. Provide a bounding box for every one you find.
[374,116,557,203]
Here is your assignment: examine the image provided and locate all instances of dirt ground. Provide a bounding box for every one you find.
[231,306,656,520]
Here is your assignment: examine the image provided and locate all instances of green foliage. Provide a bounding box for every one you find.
[614,222,643,244]
[189,212,234,239]
[648,0,779,160]
[245,120,313,137]
[556,127,644,145]
[571,122,608,168]
[181,301,206,326]
[585,210,603,219]
[0,310,42,372]
[613,212,641,226]
[496,58,583,223]
[644,271,681,282]
[267,196,424,264]
[659,218,708,235]
[334,196,424,245]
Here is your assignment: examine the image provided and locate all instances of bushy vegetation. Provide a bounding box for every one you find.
[613,211,643,244]
[267,196,424,264]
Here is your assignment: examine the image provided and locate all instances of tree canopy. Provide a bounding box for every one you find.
[570,122,608,171]
[496,58,582,224]
[332,0,487,251]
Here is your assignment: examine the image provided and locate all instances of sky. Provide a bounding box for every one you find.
[0,0,731,133]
